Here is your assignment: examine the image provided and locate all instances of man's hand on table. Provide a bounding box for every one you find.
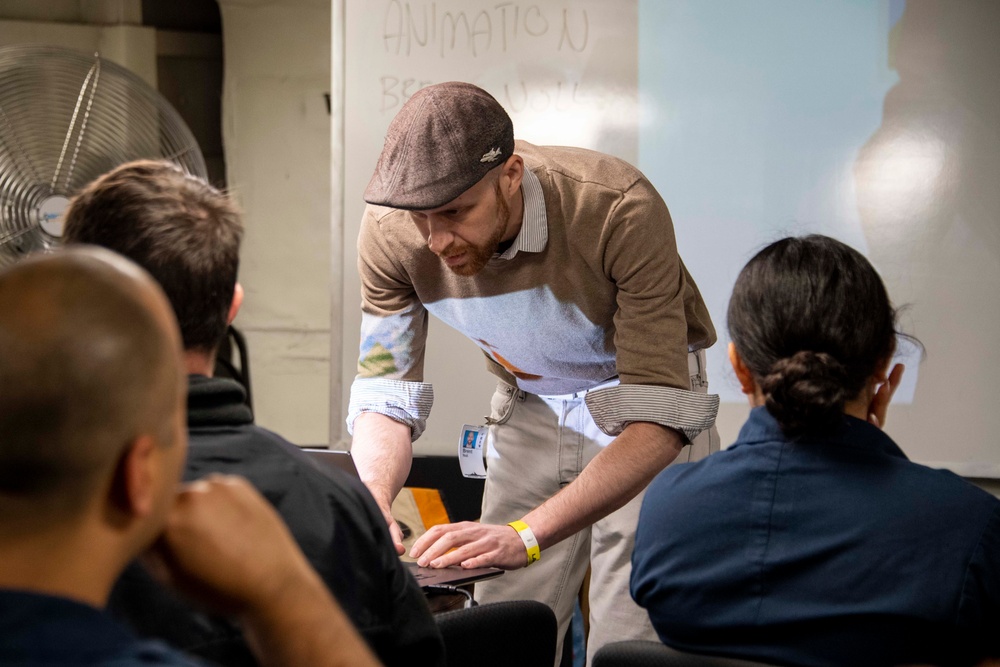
[410,521,530,570]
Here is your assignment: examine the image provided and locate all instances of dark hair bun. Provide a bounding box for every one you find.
[760,351,851,436]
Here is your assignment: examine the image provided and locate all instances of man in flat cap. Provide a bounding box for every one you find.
[349,81,719,662]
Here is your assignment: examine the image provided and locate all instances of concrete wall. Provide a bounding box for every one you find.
[217,0,332,446]
[0,0,332,447]
[0,18,156,88]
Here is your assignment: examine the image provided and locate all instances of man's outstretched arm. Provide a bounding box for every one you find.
[410,421,683,569]
[350,412,414,554]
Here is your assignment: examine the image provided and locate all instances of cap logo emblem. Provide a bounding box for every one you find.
[480,147,502,163]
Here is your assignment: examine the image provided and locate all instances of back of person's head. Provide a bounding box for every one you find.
[727,234,899,436]
[0,247,184,530]
[62,160,243,355]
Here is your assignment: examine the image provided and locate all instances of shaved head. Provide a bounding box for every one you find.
[0,247,185,524]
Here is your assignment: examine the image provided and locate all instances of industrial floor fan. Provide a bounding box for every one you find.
[0,44,207,268]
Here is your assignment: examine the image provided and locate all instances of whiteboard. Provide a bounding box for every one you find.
[336,0,1000,477]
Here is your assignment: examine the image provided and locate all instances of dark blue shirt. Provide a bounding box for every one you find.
[631,407,1000,667]
[0,589,202,665]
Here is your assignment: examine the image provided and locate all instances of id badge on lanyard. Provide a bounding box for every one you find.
[457,424,488,479]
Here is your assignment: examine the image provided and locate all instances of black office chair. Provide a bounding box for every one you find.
[436,600,557,667]
[593,640,780,667]
[214,325,253,413]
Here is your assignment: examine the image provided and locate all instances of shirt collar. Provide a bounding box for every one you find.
[187,374,254,427]
[735,406,909,460]
[497,167,547,260]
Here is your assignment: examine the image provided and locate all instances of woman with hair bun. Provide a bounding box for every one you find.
[629,235,1000,667]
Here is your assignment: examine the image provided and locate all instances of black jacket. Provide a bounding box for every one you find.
[109,375,444,667]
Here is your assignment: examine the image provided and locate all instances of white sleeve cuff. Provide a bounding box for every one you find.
[347,377,434,441]
[585,384,719,442]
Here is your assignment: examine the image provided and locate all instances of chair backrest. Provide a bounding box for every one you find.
[436,600,557,667]
[213,324,252,411]
[593,640,780,667]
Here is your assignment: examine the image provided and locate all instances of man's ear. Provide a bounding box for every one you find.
[728,342,757,396]
[501,154,524,199]
[109,435,158,520]
[227,283,244,326]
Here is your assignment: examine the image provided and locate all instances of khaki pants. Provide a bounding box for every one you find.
[475,351,719,666]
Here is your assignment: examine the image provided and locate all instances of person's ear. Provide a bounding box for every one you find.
[500,155,524,199]
[728,342,757,396]
[866,354,895,400]
[873,340,897,383]
[227,283,244,326]
[109,435,159,520]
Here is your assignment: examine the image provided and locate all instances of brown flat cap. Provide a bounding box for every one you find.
[364,82,514,210]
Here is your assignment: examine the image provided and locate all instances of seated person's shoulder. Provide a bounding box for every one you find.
[104,640,207,666]
[907,462,1000,519]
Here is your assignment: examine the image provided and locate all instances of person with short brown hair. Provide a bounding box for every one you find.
[64,161,443,666]
[64,159,243,356]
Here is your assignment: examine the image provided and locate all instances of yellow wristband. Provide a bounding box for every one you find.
[508,520,541,566]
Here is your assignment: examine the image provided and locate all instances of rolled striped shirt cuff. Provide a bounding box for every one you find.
[347,377,434,441]
[585,384,719,442]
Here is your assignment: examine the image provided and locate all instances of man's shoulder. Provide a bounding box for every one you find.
[362,204,412,228]
[364,203,406,224]
[515,140,646,193]
[359,203,426,259]
[185,407,377,517]
[0,590,203,667]
[25,640,203,667]
[101,640,206,667]
[187,423,370,503]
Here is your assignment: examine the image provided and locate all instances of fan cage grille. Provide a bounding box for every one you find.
[0,45,207,267]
